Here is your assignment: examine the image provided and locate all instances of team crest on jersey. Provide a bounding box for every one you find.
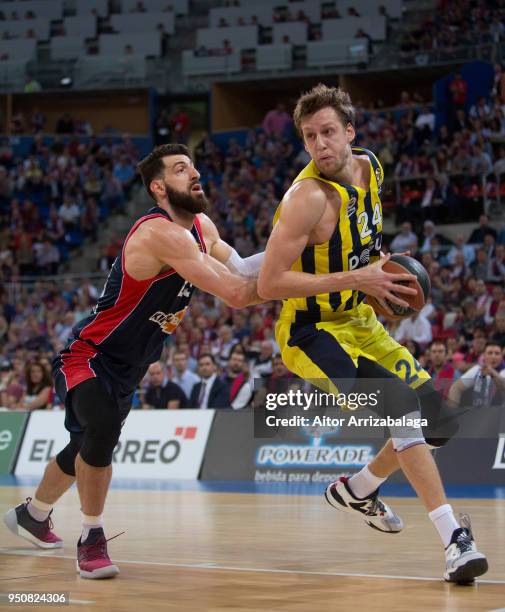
[347,196,357,217]
[150,307,188,334]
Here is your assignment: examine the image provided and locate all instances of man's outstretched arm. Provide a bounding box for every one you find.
[147,218,261,308]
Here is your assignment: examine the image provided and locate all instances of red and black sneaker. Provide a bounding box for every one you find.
[3,498,63,549]
[77,527,119,579]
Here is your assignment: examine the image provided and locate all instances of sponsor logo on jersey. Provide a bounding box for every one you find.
[149,307,188,334]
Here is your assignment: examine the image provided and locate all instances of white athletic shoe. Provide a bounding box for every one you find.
[444,514,488,584]
[325,476,403,533]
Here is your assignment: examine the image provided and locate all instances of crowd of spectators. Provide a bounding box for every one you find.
[351,67,505,222]
[400,0,505,57]
[1,81,505,411]
[0,128,137,282]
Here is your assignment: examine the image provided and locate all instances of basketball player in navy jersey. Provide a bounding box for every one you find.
[4,144,264,579]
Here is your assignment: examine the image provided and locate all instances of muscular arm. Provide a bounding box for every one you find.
[144,218,261,308]
[198,214,264,278]
[259,182,353,299]
[258,181,417,307]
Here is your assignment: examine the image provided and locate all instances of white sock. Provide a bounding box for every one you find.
[348,466,387,499]
[81,514,103,542]
[429,504,460,547]
[27,497,52,522]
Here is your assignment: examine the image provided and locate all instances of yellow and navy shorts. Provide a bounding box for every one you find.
[276,302,430,393]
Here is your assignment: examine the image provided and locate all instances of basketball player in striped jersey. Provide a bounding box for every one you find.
[4,144,264,579]
[258,84,487,583]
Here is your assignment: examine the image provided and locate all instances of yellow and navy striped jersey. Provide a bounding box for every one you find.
[273,147,384,324]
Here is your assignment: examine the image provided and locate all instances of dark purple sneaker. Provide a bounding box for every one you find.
[3,498,63,549]
[77,527,119,579]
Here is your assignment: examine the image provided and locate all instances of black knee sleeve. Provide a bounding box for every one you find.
[416,380,459,447]
[71,378,122,468]
[56,432,83,476]
[79,427,122,467]
[356,357,421,419]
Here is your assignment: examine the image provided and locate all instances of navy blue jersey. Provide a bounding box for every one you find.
[55,206,205,394]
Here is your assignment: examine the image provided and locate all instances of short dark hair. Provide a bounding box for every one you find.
[137,143,191,201]
[485,341,503,351]
[293,83,355,136]
[198,352,216,364]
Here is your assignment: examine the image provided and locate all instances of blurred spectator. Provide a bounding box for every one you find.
[390,222,418,252]
[262,103,292,137]
[394,311,433,347]
[24,75,41,93]
[30,107,45,133]
[189,353,230,409]
[35,236,60,275]
[449,72,468,125]
[156,109,171,144]
[212,324,238,368]
[469,96,491,121]
[170,108,190,145]
[58,194,80,231]
[427,341,454,398]
[224,348,253,409]
[22,362,52,410]
[113,156,136,195]
[251,339,274,378]
[415,105,436,138]
[170,349,199,398]
[265,354,294,394]
[459,298,485,339]
[96,245,114,272]
[446,234,475,266]
[490,311,505,346]
[449,342,505,408]
[470,248,490,281]
[488,244,505,282]
[468,214,497,245]
[142,361,187,409]
[55,113,75,134]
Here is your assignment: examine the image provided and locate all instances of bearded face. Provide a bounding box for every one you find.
[164,179,208,214]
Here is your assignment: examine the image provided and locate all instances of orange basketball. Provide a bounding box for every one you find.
[366,254,431,320]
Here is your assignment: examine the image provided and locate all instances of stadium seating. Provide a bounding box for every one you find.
[196,26,258,50]
[120,0,189,15]
[51,35,87,61]
[0,39,37,61]
[110,13,175,35]
[182,50,241,77]
[0,0,63,20]
[0,18,50,40]
[306,39,368,67]
[256,44,292,71]
[99,33,161,56]
[63,15,97,38]
[75,0,108,17]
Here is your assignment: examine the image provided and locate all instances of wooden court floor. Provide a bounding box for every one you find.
[0,485,504,611]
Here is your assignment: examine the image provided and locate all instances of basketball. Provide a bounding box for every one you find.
[366,254,431,320]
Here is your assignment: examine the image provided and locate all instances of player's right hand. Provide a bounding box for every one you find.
[353,254,418,309]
